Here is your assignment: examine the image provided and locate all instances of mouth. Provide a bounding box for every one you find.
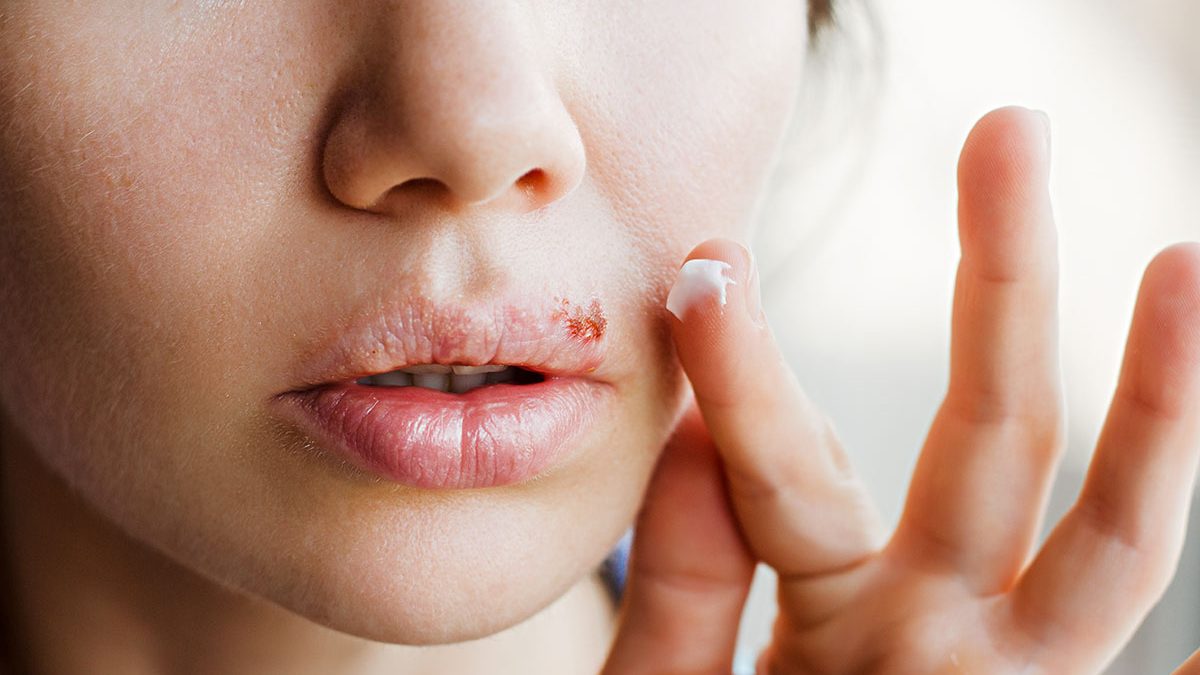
[271,296,614,490]
[354,363,544,393]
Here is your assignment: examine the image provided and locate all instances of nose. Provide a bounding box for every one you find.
[322,2,586,215]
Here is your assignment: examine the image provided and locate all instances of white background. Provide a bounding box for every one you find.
[740,1,1200,672]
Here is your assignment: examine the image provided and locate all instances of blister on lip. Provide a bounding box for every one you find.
[284,295,609,394]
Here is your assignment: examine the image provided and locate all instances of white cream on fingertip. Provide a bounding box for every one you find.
[665,258,737,321]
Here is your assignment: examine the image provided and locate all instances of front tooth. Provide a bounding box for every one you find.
[374,371,412,387]
[487,368,516,384]
[413,373,451,392]
[450,372,487,393]
[450,364,508,375]
[402,364,452,375]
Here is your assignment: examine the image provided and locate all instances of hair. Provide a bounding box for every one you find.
[755,0,884,278]
[810,0,834,39]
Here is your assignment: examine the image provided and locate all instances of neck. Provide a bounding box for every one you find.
[0,425,617,675]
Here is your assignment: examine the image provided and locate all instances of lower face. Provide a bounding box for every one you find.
[0,1,807,643]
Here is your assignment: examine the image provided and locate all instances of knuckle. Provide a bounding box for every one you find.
[1116,386,1186,424]
[939,388,1066,449]
[1072,495,1180,600]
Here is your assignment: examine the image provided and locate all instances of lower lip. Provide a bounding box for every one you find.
[274,378,611,489]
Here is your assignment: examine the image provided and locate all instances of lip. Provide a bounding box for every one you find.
[271,295,614,489]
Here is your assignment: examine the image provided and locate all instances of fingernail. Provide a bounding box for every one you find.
[665,259,737,321]
[741,245,765,326]
[1032,108,1052,159]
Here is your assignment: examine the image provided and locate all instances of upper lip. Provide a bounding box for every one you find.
[282,294,609,393]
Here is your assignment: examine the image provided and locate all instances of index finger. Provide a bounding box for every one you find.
[667,238,883,578]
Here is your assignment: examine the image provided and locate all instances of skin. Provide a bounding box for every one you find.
[605,111,1200,674]
[2,5,1199,675]
[0,1,805,673]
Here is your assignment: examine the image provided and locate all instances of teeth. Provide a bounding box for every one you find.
[357,364,521,393]
[487,368,516,384]
[412,372,451,392]
[450,372,487,393]
[373,371,412,387]
[401,364,452,375]
[450,364,508,375]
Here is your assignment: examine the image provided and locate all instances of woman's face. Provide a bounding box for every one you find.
[0,2,807,642]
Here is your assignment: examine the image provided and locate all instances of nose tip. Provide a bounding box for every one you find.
[411,110,587,211]
[320,5,587,216]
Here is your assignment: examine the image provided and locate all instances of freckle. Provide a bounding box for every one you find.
[553,298,607,343]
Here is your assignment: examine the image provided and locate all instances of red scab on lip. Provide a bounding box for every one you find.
[553,298,607,343]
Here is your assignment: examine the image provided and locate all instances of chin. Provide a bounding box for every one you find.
[243,498,617,644]
[154,423,645,646]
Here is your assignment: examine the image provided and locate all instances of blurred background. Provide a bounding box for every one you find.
[740,0,1200,671]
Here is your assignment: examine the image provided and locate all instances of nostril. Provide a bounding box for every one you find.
[368,177,451,212]
[362,168,559,213]
[516,168,548,196]
[395,177,445,198]
[390,172,547,209]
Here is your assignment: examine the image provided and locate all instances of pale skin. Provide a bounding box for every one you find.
[1,3,1200,675]
[605,110,1200,674]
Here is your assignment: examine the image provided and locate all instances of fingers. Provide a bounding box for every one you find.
[1176,649,1200,675]
[895,107,1066,592]
[602,406,755,675]
[1010,243,1200,671]
[668,238,883,579]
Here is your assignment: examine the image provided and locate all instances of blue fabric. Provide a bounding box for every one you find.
[598,528,633,602]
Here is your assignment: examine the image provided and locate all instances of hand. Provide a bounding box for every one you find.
[602,107,1200,674]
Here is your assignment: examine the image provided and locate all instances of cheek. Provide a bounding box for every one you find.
[0,10,380,600]
[567,0,807,267]
[0,6,318,480]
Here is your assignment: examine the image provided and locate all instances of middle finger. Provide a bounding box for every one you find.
[894,107,1066,593]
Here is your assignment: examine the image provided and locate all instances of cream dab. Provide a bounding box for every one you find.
[665,258,737,321]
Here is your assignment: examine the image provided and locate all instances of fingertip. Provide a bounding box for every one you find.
[952,107,1060,283]
[666,238,761,326]
[665,258,738,324]
[1123,242,1200,418]
[665,238,778,415]
[1140,241,1200,350]
[1144,241,1200,295]
[958,106,1052,206]
[956,106,1057,282]
[683,238,753,272]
